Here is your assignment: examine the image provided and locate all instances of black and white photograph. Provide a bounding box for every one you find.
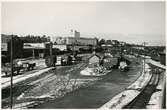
[1,1,166,109]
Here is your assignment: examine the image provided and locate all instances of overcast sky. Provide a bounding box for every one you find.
[1,2,165,46]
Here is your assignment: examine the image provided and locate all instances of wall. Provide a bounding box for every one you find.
[89,55,100,64]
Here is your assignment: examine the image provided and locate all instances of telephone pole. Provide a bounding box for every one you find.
[143,42,147,73]
[10,35,13,108]
[50,42,52,56]
[32,49,35,58]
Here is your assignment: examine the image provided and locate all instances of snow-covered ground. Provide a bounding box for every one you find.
[127,63,152,90]
[100,90,140,109]
[146,91,162,109]
[7,75,99,109]
[101,58,166,109]
[147,59,166,70]
[2,62,100,109]
[2,67,54,89]
[80,67,111,76]
[1,59,47,89]
[100,61,152,109]
[145,59,166,109]
[146,71,165,109]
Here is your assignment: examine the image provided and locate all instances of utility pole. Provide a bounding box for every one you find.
[143,42,146,73]
[120,42,123,59]
[32,49,35,58]
[10,35,13,109]
[50,42,52,56]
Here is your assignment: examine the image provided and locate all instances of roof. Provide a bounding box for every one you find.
[159,52,166,55]
[159,49,166,55]
[103,55,113,59]
[66,37,96,40]
[23,43,45,49]
[88,53,101,60]
[96,53,104,57]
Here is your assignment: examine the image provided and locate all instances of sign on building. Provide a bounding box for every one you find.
[1,43,7,51]
[24,43,45,49]
[52,44,67,51]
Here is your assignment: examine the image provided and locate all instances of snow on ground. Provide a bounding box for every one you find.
[156,72,165,90]
[100,61,152,109]
[2,69,44,85]
[1,58,46,87]
[10,77,99,109]
[2,67,54,89]
[146,91,162,109]
[145,59,166,109]
[2,62,92,109]
[12,101,37,109]
[100,90,140,109]
[146,71,165,109]
[127,67,152,90]
[147,59,166,70]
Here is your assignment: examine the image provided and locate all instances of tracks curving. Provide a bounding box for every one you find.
[123,71,160,109]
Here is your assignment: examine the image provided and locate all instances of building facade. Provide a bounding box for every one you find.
[66,37,97,46]
[50,30,97,46]
[159,49,166,65]
[88,54,101,67]
[51,36,97,46]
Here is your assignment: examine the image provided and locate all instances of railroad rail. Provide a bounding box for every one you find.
[123,69,160,109]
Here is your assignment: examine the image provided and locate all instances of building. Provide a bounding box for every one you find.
[23,43,46,58]
[88,52,105,67]
[51,36,66,44]
[1,43,8,52]
[1,34,23,58]
[159,49,166,65]
[132,46,144,50]
[102,54,118,69]
[70,30,80,38]
[50,30,97,46]
[88,54,101,67]
[66,37,97,46]
[52,44,67,51]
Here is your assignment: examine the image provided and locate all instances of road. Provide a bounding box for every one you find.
[2,57,142,109]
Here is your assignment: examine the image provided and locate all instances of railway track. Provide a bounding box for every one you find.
[123,70,160,109]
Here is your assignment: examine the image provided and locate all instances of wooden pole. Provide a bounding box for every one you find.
[161,75,166,108]
[50,42,52,56]
[143,42,146,73]
[32,49,35,58]
[10,35,13,109]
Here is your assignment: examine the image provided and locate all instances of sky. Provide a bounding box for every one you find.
[1,2,166,46]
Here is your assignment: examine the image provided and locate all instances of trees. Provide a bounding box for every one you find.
[20,35,49,43]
